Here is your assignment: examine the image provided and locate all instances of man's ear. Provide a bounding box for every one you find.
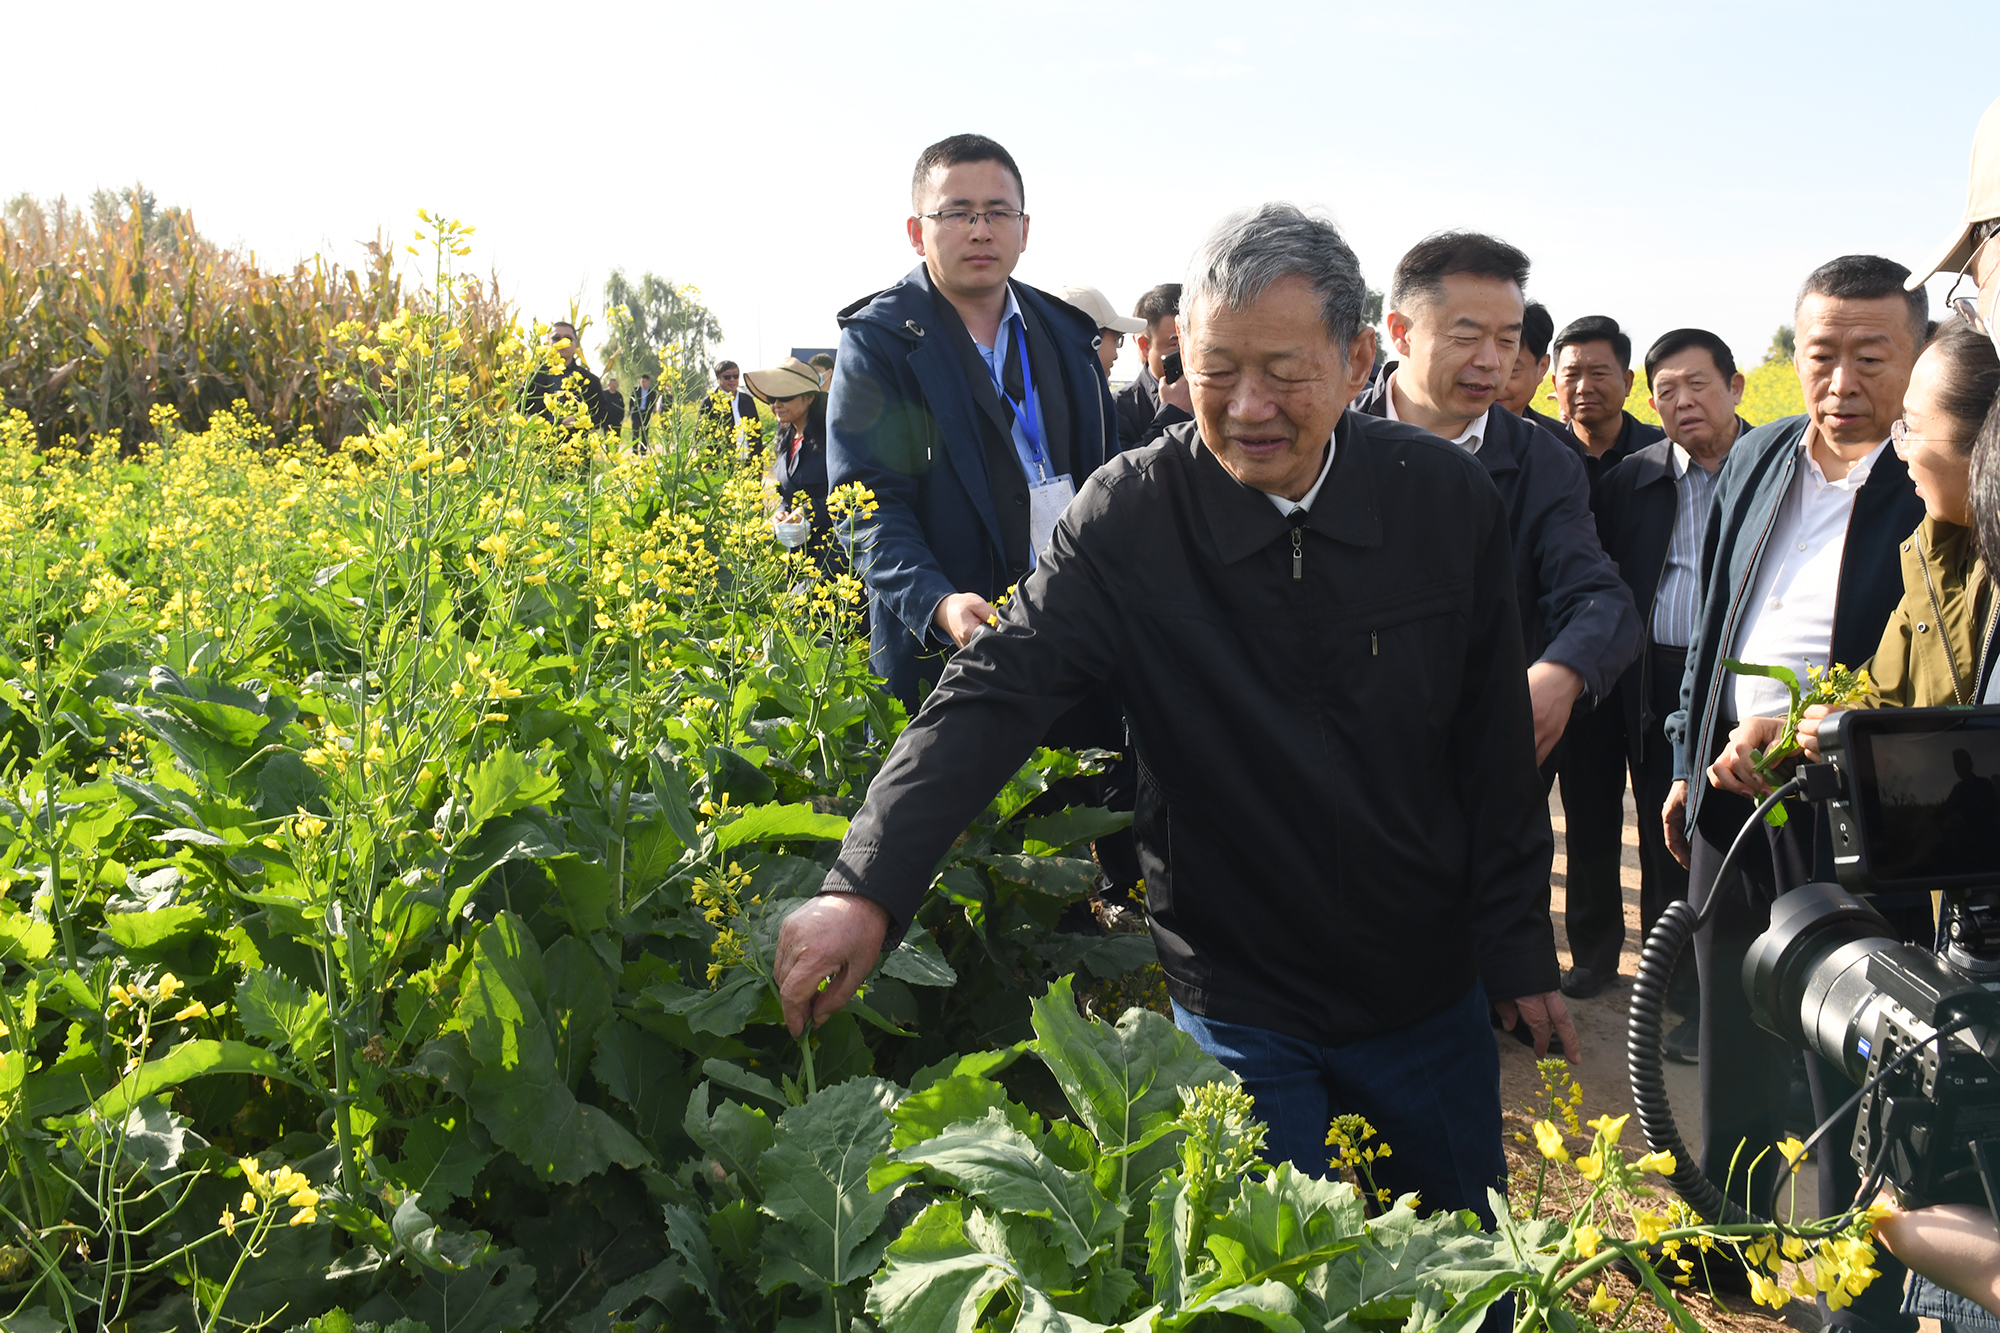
[1384,310,1414,359]
[906,215,926,256]
[1623,368,1636,395]
[1730,372,1746,405]
[1135,331,1153,361]
[1536,354,1551,380]
[1347,327,1380,386]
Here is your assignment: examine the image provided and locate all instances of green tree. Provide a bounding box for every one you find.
[1765,324,1796,364]
[86,182,193,249]
[1362,287,1384,328]
[601,269,724,404]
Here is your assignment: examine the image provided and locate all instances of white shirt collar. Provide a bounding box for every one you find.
[1382,370,1488,454]
[1668,441,1691,478]
[1263,436,1337,514]
[1800,431,1889,491]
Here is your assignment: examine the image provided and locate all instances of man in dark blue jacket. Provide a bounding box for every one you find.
[1665,256,1928,1331]
[826,133,1117,707]
[1354,233,1642,772]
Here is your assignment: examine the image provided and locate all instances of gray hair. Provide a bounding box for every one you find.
[1182,203,1367,348]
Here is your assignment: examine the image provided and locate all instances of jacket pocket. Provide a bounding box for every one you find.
[1322,584,1472,758]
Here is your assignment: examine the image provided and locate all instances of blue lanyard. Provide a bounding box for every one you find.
[998,317,1047,478]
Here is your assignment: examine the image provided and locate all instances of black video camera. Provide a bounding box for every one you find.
[1744,705,2000,1210]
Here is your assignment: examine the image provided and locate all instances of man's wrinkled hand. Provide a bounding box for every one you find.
[1526,661,1585,766]
[1496,990,1582,1064]
[1708,715,1783,798]
[1663,780,1691,869]
[934,591,997,650]
[774,894,889,1037]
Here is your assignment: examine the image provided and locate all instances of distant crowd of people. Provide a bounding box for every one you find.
[528,108,2000,1328]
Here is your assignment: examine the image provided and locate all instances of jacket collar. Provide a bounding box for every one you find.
[1357,364,1526,477]
[1474,405,1532,475]
[1625,438,1677,489]
[1630,415,1754,488]
[1179,410,1381,565]
[836,264,943,339]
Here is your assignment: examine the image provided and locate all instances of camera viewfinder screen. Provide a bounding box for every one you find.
[1859,721,2000,884]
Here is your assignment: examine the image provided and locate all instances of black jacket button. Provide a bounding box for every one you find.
[1013,493,1027,506]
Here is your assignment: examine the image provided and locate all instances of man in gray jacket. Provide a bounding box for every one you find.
[776,204,1576,1223]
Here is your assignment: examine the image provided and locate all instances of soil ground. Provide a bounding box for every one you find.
[1510,785,1932,1333]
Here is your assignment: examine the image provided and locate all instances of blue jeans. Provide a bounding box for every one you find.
[1172,980,1507,1227]
[1906,1274,2000,1331]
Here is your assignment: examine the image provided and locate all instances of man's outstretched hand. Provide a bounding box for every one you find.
[1497,990,1583,1064]
[774,893,890,1037]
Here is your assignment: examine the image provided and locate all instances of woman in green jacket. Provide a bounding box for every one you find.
[1864,317,1998,708]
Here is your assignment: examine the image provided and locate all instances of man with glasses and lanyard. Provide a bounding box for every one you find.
[825,133,1118,709]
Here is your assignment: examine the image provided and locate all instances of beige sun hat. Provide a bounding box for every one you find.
[1907,95,2000,290]
[1055,285,1146,335]
[742,357,823,401]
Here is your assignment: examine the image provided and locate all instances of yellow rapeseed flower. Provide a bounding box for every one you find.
[1749,1271,1788,1309]
[1573,1225,1601,1257]
[1634,1150,1676,1175]
[1532,1120,1569,1162]
[1632,1209,1669,1246]
[1585,1112,1628,1145]
[1587,1284,1617,1315]
[1575,1153,1603,1182]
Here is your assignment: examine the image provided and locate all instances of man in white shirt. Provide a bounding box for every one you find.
[1663,255,1928,1326]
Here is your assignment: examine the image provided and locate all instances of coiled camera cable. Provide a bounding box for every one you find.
[1625,776,1801,1225]
[1625,775,1978,1225]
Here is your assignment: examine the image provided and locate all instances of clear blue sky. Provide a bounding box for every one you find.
[9,1,1998,383]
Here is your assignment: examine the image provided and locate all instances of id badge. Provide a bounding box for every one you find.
[1027,473,1076,559]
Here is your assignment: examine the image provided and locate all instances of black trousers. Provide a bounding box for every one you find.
[1634,646,1697,1010]
[1558,697,1629,976]
[1690,783,1927,1333]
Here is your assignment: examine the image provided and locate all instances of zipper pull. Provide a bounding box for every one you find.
[1371,630,1378,657]
[1289,512,1305,581]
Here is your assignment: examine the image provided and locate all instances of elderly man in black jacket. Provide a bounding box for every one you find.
[1354,234,1643,773]
[777,203,1577,1225]
[1583,329,1750,1049]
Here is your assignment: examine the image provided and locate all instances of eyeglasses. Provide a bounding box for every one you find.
[1944,225,1999,335]
[768,393,806,405]
[1890,417,1961,454]
[921,208,1026,231]
[1103,332,1126,348]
